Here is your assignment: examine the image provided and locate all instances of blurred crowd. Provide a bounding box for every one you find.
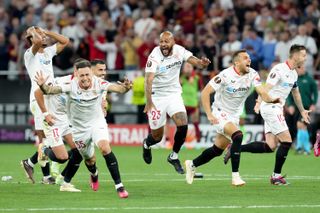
[0,0,320,81]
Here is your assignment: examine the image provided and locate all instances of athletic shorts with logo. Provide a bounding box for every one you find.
[148,93,186,130]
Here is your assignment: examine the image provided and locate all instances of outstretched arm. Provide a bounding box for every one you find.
[108,77,132,93]
[187,56,211,69]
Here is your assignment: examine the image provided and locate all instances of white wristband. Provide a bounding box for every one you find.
[43,112,49,117]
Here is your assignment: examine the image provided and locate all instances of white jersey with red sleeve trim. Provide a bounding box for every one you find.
[65,76,110,131]
[209,66,262,117]
[24,44,57,103]
[145,44,193,97]
[260,62,298,108]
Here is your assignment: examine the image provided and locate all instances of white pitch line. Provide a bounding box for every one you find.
[1,175,320,184]
[1,204,320,211]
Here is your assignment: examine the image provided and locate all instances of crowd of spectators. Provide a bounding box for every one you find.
[0,0,320,82]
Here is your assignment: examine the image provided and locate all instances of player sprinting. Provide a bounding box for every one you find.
[185,49,280,185]
[21,26,69,184]
[224,44,310,185]
[34,60,132,198]
[142,31,211,174]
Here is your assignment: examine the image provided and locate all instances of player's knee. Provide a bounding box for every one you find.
[98,140,111,155]
[151,132,163,142]
[57,153,69,162]
[85,156,96,165]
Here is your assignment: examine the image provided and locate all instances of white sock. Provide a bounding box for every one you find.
[115,183,124,190]
[169,152,178,160]
[232,172,240,178]
[27,159,34,167]
[272,173,281,178]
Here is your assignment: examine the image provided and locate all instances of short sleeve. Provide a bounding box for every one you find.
[60,83,71,93]
[45,44,57,58]
[182,47,193,61]
[100,79,111,91]
[252,72,262,87]
[208,74,224,91]
[266,68,280,85]
[145,55,159,73]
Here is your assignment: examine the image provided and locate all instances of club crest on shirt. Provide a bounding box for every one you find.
[270,73,276,79]
[214,76,221,84]
[147,61,152,67]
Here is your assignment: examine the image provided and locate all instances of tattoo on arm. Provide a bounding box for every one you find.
[40,84,62,94]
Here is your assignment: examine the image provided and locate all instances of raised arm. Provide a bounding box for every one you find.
[187,56,211,69]
[27,27,43,55]
[34,71,63,94]
[44,30,69,54]
[107,77,132,94]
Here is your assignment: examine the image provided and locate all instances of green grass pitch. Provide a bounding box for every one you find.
[0,144,319,213]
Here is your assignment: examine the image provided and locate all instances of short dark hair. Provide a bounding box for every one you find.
[74,58,86,64]
[232,49,247,64]
[74,59,91,69]
[90,59,106,67]
[289,44,307,58]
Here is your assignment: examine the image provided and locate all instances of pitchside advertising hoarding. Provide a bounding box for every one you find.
[0,124,264,148]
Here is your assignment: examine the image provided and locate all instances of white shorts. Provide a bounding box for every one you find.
[43,119,72,148]
[29,100,43,130]
[148,94,186,130]
[72,124,110,159]
[260,104,288,135]
[212,107,239,139]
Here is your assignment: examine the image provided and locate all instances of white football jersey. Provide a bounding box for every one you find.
[44,75,73,123]
[61,76,110,132]
[209,67,262,117]
[145,44,193,97]
[24,44,57,103]
[260,62,298,108]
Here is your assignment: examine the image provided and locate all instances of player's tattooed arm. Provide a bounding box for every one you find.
[187,56,211,69]
[34,71,62,94]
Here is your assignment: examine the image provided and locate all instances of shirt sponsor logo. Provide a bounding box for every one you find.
[281,82,294,87]
[39,58,51,65]
[226,86,250,93]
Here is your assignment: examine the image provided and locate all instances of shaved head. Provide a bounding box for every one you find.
[159,31,175,57]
